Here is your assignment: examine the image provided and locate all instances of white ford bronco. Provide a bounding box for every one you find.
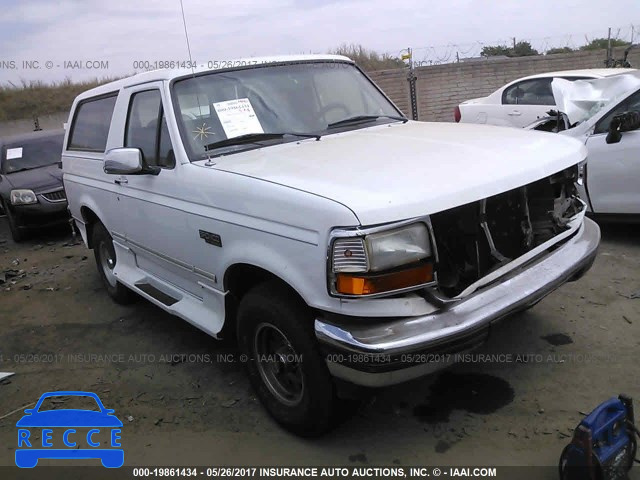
[63,55,600,435]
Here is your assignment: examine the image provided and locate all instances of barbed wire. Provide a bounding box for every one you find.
[388,23,640,66]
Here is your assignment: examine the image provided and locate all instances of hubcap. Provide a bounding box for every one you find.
[253,323,304,407]
[99,240,117,288]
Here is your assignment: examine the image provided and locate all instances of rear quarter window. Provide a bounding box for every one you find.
[67,94,118,152]
[502,78,554,106]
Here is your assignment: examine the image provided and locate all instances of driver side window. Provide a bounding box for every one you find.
[125,90,175,169]
[594,90,640,134]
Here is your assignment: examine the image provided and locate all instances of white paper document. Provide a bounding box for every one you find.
[6,148,23,160]
[213,98,264,139]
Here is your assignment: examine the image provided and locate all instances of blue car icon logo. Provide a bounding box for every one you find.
[15,391,123,468]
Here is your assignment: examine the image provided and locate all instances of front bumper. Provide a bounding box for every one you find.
[315,217,600,387]
[11,199,69,229]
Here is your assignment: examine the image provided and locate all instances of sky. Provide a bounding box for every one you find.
[0,0,638,84]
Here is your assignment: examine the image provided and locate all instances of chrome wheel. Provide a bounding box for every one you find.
[98,240,117,288]
[253,322,304,407]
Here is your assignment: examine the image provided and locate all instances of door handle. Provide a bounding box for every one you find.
[508,110,522,116]
[114,177,128,185]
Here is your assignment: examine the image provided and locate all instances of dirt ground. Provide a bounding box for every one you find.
[0,216,638,476]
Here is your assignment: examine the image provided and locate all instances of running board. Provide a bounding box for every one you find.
[110,239,227,337]
[135,283,179,306]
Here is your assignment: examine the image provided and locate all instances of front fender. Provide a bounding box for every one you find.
[221,236,323,308]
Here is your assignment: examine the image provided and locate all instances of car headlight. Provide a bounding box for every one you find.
[10,189,38,205]
[365,223,431,272]
[330,223,434,297]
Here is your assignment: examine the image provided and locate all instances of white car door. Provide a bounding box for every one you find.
[110,84,202,296]
[499,78,556,127]
[584,89,640,214]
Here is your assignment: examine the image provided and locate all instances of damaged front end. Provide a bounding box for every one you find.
[429,165,586,299]
[528,110,572,133]
[314,162,600,388]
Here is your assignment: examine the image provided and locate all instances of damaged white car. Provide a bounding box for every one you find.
[63,55,600,436]
[455,68,635,127]
[529,71,640,219]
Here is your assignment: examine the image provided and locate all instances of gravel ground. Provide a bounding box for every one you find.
[0,217,638,477]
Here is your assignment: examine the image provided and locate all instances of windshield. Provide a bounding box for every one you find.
[172,62,401,159]
[2,134,64,173]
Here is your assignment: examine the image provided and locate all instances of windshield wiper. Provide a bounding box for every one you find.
[7,164,57,173]
[204,132,320,152]
[327,114,408,129]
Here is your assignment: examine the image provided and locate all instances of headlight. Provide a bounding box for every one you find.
[330,222,434,297]
[365,223,431,272]
[10,189,38,205]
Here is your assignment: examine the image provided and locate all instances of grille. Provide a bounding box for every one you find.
[332,238,368,273]
[41,190,66,202]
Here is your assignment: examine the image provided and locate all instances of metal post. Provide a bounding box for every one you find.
[406,47,418,121]
[607,27,612,67]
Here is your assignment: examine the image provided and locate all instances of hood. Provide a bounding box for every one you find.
[552,72,640,125]
[4,164,63,191]
[209,121,587,225]
[16,410,123,427]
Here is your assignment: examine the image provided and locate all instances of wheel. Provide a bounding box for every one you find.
[237,281,340,436]
[92,222,136,304]
[2,201,26,242]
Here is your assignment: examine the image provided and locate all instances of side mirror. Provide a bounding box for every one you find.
[606,111,640,144]
[24,409,34,414]
[104,148,160,175]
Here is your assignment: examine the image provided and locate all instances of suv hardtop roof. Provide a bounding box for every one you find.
[75,54,353,101]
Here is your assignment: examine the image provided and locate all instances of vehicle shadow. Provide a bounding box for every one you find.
[325,310,537,436]
[593,218,640,248]
[0,216,74,247]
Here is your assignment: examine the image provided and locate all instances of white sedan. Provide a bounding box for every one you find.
[529,71,640,218]
[456,68,636,127]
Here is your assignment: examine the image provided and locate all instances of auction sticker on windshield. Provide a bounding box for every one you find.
[6,148,23,160]
[213,98,264,139]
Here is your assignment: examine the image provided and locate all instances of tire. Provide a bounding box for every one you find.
[2,202,26,242]
[92,222,136,304]
[237,281,340,436]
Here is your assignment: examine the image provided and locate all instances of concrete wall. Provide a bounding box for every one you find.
[367,68,410,115]
[368,47,640,122]
[0,111,68,137]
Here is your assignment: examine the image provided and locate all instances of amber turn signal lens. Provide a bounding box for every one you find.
[336,263,433,295]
